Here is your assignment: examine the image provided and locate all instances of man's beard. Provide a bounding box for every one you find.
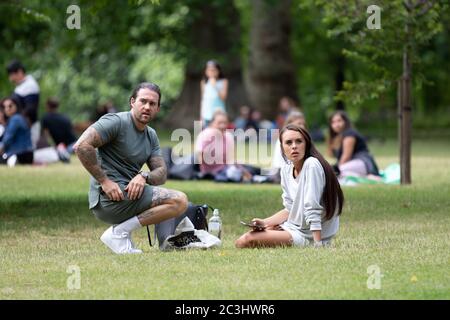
[139,114,153,124]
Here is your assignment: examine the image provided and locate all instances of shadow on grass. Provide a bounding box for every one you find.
[1,183,448,232]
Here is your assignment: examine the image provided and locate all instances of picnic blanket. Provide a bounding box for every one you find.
[339,163,400,186]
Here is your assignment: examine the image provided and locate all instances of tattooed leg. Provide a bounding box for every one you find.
[137,187,188,226]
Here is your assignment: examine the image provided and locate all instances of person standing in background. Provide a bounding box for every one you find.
[200,60,228,128]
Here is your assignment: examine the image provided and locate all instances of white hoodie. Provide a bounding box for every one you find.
[280,157,340,240]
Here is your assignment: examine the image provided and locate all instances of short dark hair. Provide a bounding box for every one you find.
[46,97,59,110]
[129,82,162,106]
[6,60,25,75]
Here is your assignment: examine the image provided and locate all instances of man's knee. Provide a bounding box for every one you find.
[175,191,189,215]
[165,190,188,216]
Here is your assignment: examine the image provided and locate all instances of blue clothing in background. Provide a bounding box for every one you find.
[0,114,33,156]
[201,79,226,122]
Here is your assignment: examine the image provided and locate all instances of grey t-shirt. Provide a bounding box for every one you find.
[88,111,162,209]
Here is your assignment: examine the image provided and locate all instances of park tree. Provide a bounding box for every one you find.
[2,0,448,136]
[153,0,248,129]
[0,0,188,123]
[247,0,298,120]
[314,0,448,184]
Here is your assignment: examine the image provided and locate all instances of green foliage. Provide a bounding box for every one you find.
[129,44,186,118]
[312,0,448,116]
[0,0,243,122]
[1,0,449,127]
[291,0,346,126]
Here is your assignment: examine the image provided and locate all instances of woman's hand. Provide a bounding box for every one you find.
[251,218,267,231]
[208,77,217,86]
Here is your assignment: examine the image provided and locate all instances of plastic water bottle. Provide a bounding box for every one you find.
[208,209,222,239]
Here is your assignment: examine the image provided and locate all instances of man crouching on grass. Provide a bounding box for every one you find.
[74,82,188,254]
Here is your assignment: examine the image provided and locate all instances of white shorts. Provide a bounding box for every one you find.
[280,221,333,247]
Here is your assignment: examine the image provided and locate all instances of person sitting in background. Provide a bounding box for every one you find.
[195,110,253,182]
[0,104,6,139]
[91,101,118,122]
[41,97,77,155]
[233,105,251,130]
[275,96,299,129]
[243,109,276,143]
[246,109,261,131]
[0,96,33,165]
[234,106,256,143]
[327,110,380,180]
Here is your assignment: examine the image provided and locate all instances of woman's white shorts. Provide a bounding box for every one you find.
[280,221,332,247]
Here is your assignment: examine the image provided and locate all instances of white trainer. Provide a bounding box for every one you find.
[100,226,143,254]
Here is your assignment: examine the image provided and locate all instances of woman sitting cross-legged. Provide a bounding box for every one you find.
[327,110,380,180]
[235,124,344,248]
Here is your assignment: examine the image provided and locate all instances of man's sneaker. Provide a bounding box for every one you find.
[100,226,142,254]
[167,231,201,249]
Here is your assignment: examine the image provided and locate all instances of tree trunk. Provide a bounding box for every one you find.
[399,28,412,184]
[164,2,248,130]
[247,0,298,120]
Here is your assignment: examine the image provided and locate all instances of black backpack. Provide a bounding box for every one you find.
[185,203,209,231]
[146,203,213,247]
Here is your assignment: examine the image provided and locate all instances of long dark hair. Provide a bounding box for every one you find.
[280,124,344,220]
[327,110,352,151]
[202,60,225,82]
[0,99,8,123]
[1,95,23,114]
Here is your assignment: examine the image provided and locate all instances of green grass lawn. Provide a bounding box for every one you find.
[0,137,449,299]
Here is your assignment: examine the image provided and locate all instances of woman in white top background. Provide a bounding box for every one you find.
[200,60,228,128]
[235,124,344,248]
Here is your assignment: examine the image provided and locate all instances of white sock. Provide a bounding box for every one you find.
[114,216,142,234]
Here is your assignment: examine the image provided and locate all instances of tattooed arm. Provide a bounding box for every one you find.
[74,127,124,201]
[145,156,167,186]
[125,155,167,201]
[74,127,106,182]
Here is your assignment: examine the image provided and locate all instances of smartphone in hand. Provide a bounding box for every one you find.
[240,221,266,231]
